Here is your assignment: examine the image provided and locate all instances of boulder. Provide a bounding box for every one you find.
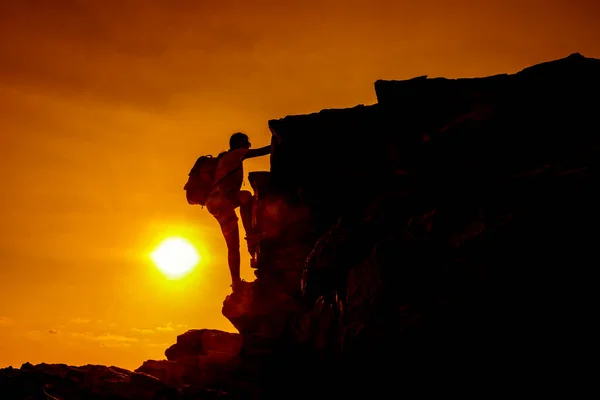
[165,329,242,364]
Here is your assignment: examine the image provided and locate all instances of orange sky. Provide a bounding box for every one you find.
[0,0,598,371]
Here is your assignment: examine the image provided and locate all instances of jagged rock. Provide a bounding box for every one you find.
[222,283,255,323]
[165,330,242,364]
[222,280,302,340]
[134,359,240,392]
[238,52,600,394]
[0,363,180,399]
[135,360,194,387]
[133,330,248,393]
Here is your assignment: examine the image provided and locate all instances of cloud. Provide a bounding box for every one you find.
[69,332,94,339]
[25,327,139,347]
[0,0,305,113]
[156,323,175,332]
[70,332,139,343]
[27,329,62,339]
[101,342,134,349]
[132,328,155,334]
[0,317,11,325]
[70,318,91,324]
[95,334,139,344]
[153,323,187,332]
[145,342,171,348]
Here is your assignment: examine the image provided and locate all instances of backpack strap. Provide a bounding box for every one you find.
[209,164,243,193]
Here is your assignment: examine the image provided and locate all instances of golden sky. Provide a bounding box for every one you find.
[0,0,598,370]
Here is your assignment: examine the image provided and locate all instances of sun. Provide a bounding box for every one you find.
[150,237,200,279]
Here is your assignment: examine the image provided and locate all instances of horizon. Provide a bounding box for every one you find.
[1,0,599,371]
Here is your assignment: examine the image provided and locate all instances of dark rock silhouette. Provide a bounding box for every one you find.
[0,362,188,399]
[2,53,599,398]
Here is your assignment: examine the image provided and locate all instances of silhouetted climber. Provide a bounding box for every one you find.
[184,132,271,293]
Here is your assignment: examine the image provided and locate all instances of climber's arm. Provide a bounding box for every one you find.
[244,145,271,159]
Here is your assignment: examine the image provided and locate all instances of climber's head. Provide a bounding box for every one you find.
[229,132,251,150]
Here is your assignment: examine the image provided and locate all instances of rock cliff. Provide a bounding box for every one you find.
[2,53,599,398]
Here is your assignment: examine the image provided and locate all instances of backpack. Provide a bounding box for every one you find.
[184,155,220,206]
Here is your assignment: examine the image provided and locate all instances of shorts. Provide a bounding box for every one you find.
[206,190,239,235]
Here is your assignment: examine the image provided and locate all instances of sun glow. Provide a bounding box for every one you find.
[150,237,200,279]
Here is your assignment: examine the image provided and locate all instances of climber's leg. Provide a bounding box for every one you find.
[217,210,241,288]
[207,193,241,288]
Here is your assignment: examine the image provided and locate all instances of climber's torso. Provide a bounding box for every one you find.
[212,148,248,198]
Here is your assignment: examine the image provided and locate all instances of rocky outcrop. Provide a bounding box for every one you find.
[134,330,254,397]
[0,362,188,399]
[2,53,599,398]
[164,330,242,364]
[224,52,600,394]
[0,331,247,399]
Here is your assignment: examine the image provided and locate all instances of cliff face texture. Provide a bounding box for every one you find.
[2,53,599,398]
